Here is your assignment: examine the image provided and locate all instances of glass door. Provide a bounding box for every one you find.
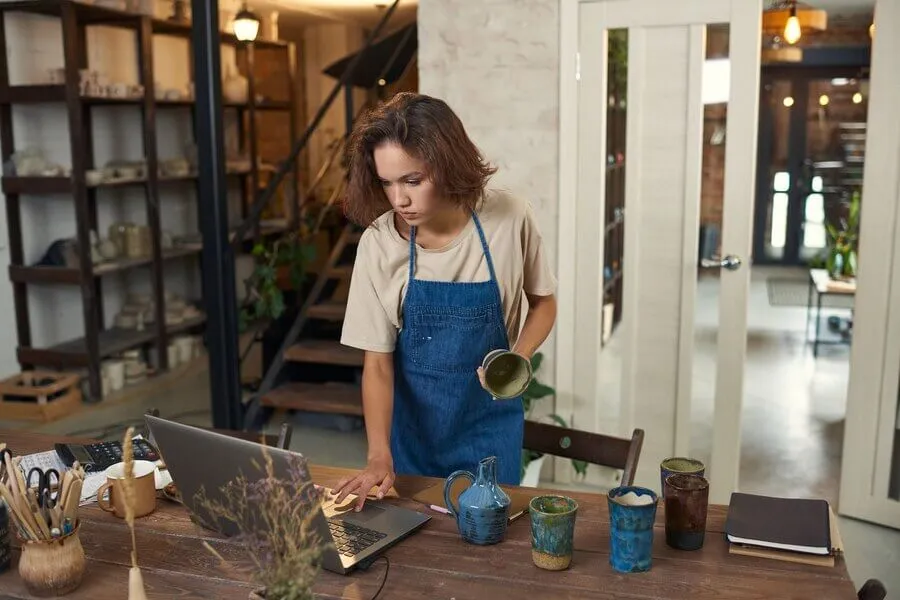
[754,73,869,266]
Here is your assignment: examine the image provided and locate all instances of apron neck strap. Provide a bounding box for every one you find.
[407,210,498,283]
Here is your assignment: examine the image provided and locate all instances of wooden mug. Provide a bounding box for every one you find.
[97,460,157,519]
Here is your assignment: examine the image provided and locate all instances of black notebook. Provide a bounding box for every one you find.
[725,492,831,556]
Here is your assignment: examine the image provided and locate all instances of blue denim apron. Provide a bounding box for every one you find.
[391,212,524,485]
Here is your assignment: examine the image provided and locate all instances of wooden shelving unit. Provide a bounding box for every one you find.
[0,0,298,400]
[601,37,627,346]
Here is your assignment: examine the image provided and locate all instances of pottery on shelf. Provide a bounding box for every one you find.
[222,66,248,104]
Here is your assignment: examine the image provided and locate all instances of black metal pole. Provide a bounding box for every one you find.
[191,0,242,430]
[344,82,354,137]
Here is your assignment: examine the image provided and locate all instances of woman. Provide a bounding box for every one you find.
[332,92,557,510]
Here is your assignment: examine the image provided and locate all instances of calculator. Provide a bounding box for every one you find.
[54,440,160,473]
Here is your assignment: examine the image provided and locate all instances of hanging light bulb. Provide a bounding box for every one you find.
[233,3,260,42]
[869,22,874,39]
[852,92,863,104]
[818,94,829,106]
[784,3,802,45]
[783,96,795,107]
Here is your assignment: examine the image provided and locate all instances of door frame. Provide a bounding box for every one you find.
[839,0,900,528]
[752,65,869,267]
[556,0,761,501]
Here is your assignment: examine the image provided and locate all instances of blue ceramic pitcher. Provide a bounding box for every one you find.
[444,456,510,545]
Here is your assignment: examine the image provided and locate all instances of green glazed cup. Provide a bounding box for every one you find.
[659,457,705,496]
[530,495,578,571]
[482,350,532,399]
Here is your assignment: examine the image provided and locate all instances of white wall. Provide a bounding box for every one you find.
[0,10,254,376]
[301,22,366,199]
[417,0,561,387]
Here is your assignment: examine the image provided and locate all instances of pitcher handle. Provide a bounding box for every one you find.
[443,470,474,519]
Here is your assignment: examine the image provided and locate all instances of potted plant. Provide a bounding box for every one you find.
[520,352,588,486]
[196,450,328,600]
[239,231,316,332]
[823,191,860,280]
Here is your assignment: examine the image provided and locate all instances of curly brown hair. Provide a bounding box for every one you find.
[343,92,497,226]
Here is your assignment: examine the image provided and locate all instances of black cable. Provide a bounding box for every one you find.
[370,555,390,600]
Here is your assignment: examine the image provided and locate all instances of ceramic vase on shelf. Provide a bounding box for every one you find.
[222,65,248,105]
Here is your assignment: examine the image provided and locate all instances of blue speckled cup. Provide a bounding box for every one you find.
[607,486,658,573]
[530,495,578,570]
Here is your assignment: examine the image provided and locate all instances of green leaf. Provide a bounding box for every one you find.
[524,381,555,400]
[530,352,544,373]
[571,459,589,478]
[547,413,569,428]
[251,243,266,257]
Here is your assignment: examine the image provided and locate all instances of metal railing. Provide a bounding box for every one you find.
[229,0,402,248]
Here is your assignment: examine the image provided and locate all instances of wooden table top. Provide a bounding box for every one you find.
[810,268,857,295]
[0,430,859,599]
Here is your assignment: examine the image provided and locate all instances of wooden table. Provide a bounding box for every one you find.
[807,268,856,357]
[0,430,859,599]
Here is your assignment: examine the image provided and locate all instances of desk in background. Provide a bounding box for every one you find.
[0,430,859,599]
[808,268,856,357]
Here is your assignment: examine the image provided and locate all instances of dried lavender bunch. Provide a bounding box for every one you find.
[196,449,328,600]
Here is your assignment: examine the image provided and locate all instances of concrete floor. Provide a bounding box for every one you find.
[2,266,897,596]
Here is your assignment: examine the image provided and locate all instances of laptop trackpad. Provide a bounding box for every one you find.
[341,504,384,524]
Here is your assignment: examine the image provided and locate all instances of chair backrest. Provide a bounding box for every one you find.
[523,420,644,486]
[145,408,292,450]
[858,579,886,600]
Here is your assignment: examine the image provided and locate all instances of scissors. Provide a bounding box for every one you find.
[26,467,61,510]
[0,447,13,484]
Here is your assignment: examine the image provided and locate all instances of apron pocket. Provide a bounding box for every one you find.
[407,308,501,373]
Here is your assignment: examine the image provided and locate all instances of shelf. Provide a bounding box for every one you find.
[605,215,625,234]
[2,176,70,194]
[17,314,207,368]
[151,17,289,49]
[603,270,623,293]
[8,245,201,285]
[0,0,138,26]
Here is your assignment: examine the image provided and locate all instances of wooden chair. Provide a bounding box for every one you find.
[858,579,886,600]
[145,408,293,450]
[523,420,644,486]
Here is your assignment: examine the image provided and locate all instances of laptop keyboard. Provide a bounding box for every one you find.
[328,520,387,558]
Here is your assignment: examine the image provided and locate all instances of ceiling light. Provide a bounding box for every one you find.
[762,1,827,45]
[852,92,863,104]
[233,3,260,42]
[831,78,849,86]
[819,94,829,106]
[784,8,802,44]
[783,96,794,107]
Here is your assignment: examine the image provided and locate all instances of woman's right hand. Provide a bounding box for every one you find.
[330,454,396,511]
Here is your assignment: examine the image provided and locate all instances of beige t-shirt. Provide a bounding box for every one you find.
[340,189,557,353]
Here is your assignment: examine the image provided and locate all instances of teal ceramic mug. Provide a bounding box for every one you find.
[530,495,578,570]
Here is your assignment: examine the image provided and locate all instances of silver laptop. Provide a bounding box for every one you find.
[144,415,430,574]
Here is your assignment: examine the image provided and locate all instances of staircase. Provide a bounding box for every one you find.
[256,224,365,418]
[234,0,416,432]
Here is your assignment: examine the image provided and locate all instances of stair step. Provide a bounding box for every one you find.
[261,382,362,416]
[284,340,363,366]
[307,301,346,321]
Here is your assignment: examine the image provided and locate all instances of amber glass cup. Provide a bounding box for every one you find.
[663,473,709,551]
